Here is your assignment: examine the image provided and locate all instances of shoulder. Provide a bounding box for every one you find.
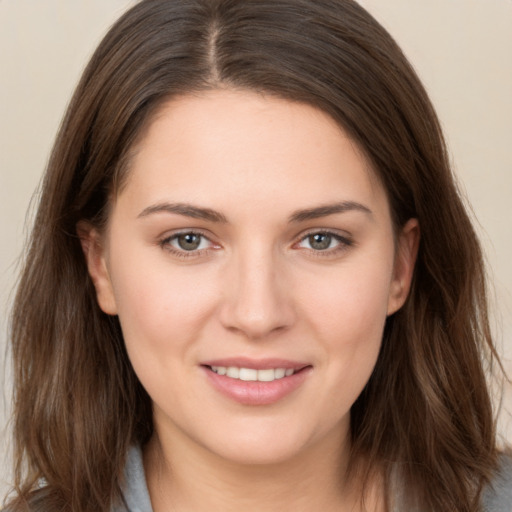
[2,447,152,512]
[481,454,512,512]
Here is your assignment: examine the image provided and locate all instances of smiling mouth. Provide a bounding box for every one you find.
[207,366,297,382]
[202,363,312,405]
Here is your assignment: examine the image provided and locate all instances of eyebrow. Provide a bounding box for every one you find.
[288,201,373,223]
[137,202,228,223]
[137,200,372,224]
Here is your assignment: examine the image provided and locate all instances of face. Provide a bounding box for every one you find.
[81,90,418,465]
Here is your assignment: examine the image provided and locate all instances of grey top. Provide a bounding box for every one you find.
[482,454,512,512]
[114,446,153,512]
[116,446,512,511]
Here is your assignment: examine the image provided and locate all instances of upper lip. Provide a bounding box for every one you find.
[201,357,311,370]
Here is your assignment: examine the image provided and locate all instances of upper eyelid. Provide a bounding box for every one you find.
[158,228,353,249]
[161,228,215,242]
[293,229,354,253]
[159,231,217,253]
[159,232,218,259]
[295,228,352,242]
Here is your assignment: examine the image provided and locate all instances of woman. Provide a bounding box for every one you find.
[4,0,511,511]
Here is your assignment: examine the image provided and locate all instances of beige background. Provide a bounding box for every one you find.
[1,0,511,496]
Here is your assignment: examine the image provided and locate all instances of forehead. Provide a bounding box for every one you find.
[117,89,389,221]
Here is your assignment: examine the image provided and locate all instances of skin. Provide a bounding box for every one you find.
[81,89,419,511]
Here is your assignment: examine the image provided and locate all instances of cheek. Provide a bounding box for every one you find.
[109,258,226,422]
[304,253,393,341]
[107,247,220,371]
[299,253,393,406]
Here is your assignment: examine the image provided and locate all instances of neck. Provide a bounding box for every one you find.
[143,422,382,512]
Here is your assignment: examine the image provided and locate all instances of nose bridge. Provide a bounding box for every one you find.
[220,241,294,339]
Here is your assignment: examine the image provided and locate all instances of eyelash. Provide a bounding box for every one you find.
[294,230,353,257]
[159,229,353,259]
[159,230,216,259]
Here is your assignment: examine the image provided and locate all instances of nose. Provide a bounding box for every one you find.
[218,248,296,340]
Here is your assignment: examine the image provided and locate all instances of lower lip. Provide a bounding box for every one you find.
[202,366,311,405]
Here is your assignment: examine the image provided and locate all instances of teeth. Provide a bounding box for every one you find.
[210,366,296,382]
[226,367,239,379]
[239,368,258,381]
[275,368,286,379]
[257,369,275,382]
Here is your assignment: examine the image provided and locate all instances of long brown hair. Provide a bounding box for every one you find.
[5,1,503,510]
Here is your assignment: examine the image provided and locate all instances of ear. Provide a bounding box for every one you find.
[387,218,420,316]
[77,221,118,315]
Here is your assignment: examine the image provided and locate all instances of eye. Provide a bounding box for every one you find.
[164,232,212,252]
[296,231,352,253]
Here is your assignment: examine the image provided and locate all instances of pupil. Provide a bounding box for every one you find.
[310,233,331,250]
[178,233,201,250]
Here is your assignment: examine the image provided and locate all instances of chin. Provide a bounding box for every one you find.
[196,417,335,467]
[210,437,309,466]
